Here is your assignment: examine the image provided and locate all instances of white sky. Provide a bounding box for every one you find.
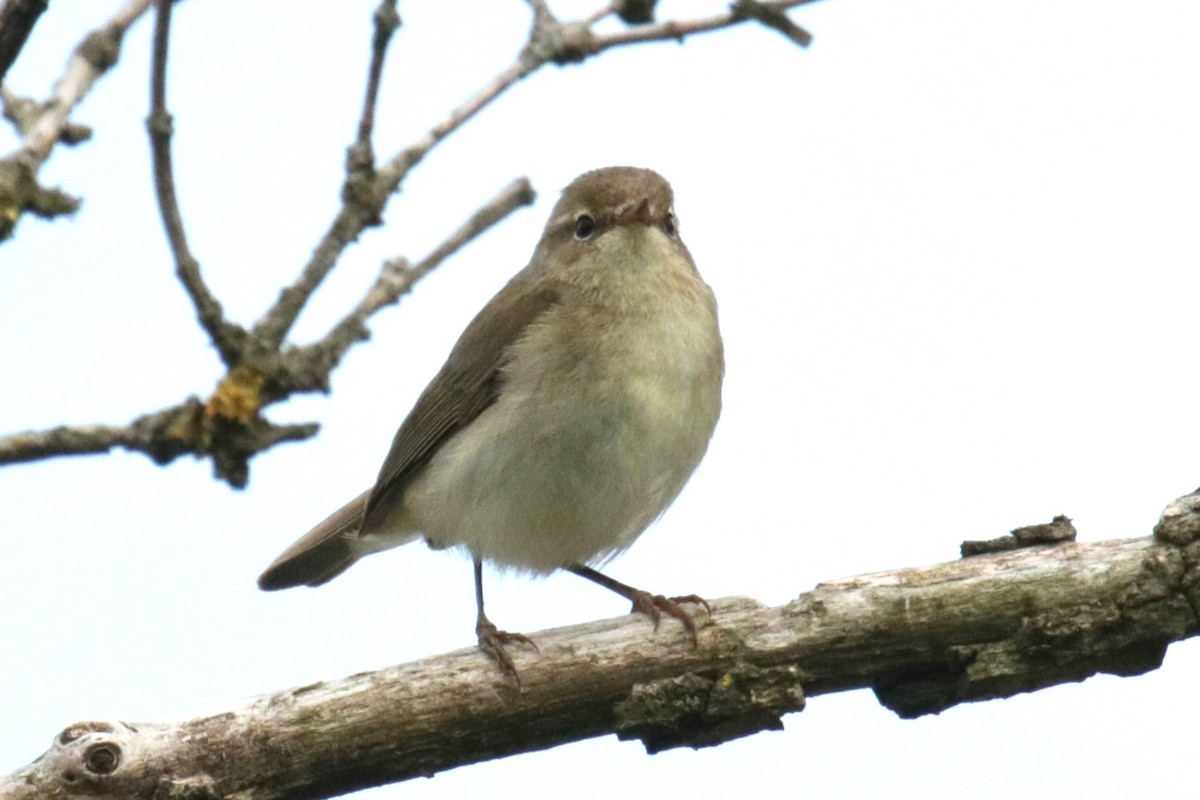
[3,1,1199,797]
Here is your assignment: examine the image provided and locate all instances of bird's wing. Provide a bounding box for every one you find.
[256,280,560,591]
[360,280,561,532]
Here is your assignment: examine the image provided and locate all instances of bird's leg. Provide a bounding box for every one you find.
[567,564,710,645]
[474,559,537,687]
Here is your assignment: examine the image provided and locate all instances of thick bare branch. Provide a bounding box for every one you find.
[5,514,1199,800]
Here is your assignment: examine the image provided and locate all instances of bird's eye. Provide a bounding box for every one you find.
[574,215,596,240]
[663,213,678,238]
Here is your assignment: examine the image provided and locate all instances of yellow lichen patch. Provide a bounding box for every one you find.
[206,366,266,424]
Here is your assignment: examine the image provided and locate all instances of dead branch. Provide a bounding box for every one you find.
[0,0,150,239]
[0,177,534,483]
[146,0,242,365]
[250,0,820,348]
[4,503,1198,800]
[2,0,819,484]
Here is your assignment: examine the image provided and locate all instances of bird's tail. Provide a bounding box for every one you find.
[257,490,370,590]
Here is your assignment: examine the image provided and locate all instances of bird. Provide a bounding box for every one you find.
[258,166,724,684]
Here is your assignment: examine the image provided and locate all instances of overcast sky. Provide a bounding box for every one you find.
[3,1,1199,797]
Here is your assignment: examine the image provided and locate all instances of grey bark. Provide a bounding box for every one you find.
[5,497,1199,800]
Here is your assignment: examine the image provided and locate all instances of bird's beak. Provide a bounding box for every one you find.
[616,197,653,226]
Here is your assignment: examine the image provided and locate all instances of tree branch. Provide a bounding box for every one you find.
[0,177,533,477]
[0,0,49,85]
[146,0,244,366]
[345,0,400,176]
[279,176,537,395]
[6,506,1199,800]
[0,399,318,479]
[1,84,90,143]
[2,0,820,481]
[252,0,819,348]
[251,0,406,350]
[730,0,814,47]
[0,0,150,239]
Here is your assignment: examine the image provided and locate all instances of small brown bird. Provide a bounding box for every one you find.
[258,167,724,682]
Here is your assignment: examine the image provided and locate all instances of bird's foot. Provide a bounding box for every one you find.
[476,618,538,688]
[628,591,711,645]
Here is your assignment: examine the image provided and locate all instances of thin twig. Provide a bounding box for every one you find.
[0,0,149,238]
[407,177,537,287]
[585,4,614,26]
[594,0,819,49]
[372,0,820,194]
[0,0,49,85]
[375,0,820,191]
[347,0,401,173]
[1,84,92,142]
[281,176,537,395]
[146,0,243,366]
[252,0,818,349]
[20,0,149,165]
[730,0,814,47]
[252,1,405,349]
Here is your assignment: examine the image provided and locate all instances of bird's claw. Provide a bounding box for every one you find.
[629,591,710,645]
[476,618,538,688]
